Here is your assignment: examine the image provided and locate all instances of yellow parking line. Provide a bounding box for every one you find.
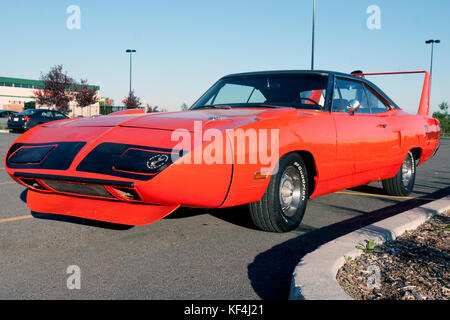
[336,191,439,201]
[0,181,15,185]
[0,215,32,224]
[336,191,414,200]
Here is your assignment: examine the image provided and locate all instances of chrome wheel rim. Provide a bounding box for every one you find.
[401,155,413,187]
[279,166,302,217]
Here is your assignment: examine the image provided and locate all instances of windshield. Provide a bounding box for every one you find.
[192,74,328,110]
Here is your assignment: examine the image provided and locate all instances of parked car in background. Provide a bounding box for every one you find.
[0,110,18,128]
[7,109,68,132]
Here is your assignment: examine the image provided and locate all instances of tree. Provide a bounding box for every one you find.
[74,79,99,116]
[432,101,449,136]
[146,104,159,113]
[35,65,74,114]
[123,91,141,109]
[180,103,189,111]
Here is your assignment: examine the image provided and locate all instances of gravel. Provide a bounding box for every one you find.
[336,210,450,300]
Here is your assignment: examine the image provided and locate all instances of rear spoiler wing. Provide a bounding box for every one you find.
[353,71,431,116]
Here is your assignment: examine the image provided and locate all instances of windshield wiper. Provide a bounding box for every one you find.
[194,105,232,110]
[240,104,280,109]
[194,104,282,110]
[226,104,281,109]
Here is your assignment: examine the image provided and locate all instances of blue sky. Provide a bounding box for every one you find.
[0,0,448,113]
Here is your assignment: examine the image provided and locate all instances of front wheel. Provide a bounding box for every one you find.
[249,153,309,233]
[382,151,416,196]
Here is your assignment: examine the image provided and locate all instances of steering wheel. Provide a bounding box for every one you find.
[297,97,322,108]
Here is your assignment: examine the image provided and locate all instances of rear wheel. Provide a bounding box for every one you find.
[249,153,309,233]
[382,151,416,196]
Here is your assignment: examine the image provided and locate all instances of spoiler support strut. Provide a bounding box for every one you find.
[353,71,431,116]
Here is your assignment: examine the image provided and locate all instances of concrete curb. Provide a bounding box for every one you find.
[289,195,450,300]
[0,130,10,133]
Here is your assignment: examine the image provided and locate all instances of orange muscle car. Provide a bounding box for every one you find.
[4,70,440,232]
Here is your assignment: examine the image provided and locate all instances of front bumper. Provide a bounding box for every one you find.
[27,189,179,225]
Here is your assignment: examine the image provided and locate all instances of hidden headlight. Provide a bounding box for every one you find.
[8,145,55,164]
[113,148,172,174]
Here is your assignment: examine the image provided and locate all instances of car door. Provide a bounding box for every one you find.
[29,110,42,126]
[331,76,392,186]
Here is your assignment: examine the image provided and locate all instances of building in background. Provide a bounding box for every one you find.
[0,76,100,117]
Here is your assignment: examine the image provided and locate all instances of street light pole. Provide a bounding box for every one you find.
[311,0,316,70]
[126,49,136,94]
[425,40,440,103]
[425,40,440,84]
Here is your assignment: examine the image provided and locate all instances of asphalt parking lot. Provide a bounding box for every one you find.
[0,132,449,299]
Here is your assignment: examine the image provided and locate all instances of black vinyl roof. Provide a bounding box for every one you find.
[223,70,352,79]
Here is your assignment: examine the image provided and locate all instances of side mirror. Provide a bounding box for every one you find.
[347,99,361,115]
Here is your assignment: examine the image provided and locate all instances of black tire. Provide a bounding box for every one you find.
[249,153,309,233]
[382,151,416,196]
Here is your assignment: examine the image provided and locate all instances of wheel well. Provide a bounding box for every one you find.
[410,148,422,163]
[292,151,317,197]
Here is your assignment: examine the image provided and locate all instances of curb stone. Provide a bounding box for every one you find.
[288,195,450,300]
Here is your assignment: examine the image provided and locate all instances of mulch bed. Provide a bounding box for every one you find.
[336,210,450,300]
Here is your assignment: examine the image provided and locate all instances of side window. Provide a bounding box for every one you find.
[335,78,370,114]
[41,111,52,118]
[365,86,390,114]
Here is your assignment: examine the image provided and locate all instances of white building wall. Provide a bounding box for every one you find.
[0,86,35,107]
[0,85,100,117]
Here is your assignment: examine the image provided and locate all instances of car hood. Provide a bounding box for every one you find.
[46,108,300,132]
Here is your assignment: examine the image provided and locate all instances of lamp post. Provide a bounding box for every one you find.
[126,49,136,94]
[425,40,440,106]
[311,0,316,70]
[425,40,440,83]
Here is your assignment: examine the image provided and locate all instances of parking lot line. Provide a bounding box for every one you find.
[0,181,14,186]
[336,191,414,200]
[336,191,441,202]
[0,215,32,224]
